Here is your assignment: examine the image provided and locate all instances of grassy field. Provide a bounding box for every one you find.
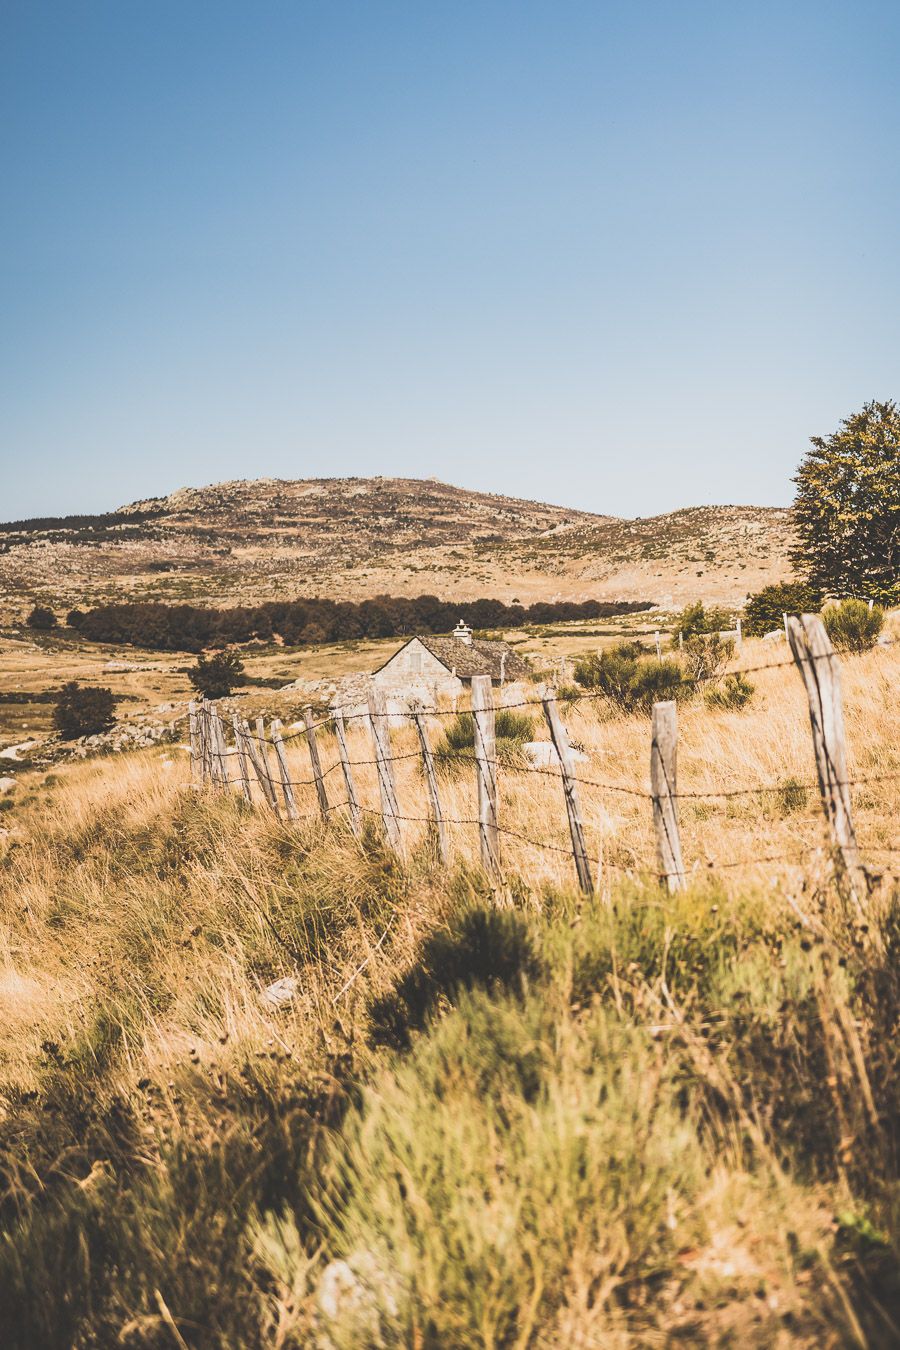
[0,626,898,1347]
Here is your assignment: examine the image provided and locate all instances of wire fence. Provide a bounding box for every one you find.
[189,617,900,895]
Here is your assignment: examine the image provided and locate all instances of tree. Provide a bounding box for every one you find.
[188,650,246,700]
[27,606,57,630]
[671,601,733,640]
[742,582,822,637]
[792,400,900,603]
[53,682,116,739]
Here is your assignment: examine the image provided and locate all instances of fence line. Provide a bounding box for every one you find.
[189,620,900,892]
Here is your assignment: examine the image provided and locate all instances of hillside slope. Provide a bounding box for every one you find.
[0,476,794,619]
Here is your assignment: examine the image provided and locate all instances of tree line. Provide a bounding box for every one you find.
[68,595,652,652]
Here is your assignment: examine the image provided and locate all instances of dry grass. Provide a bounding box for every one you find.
[0,622,898,1347]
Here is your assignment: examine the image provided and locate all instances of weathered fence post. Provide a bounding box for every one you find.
[651,700,686,892]
[302,706,329,820]
[786,614,867,904]
[413,708,448,866]
[255,717,281,813]
[243,719,280,816]
[212,709,229,787]
[332,708,361,837]
[188,701,200,784]
[198,701,212,784]
[654,630,662,659]
[471,675,500,877]
[367,686,402,851]
[542,691,593,895]
[271,719,299,821]
[232,714,253,803]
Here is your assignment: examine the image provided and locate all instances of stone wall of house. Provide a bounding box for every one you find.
[372,638,463,701]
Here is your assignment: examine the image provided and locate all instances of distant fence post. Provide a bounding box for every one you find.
[243,718,280,816]
[735,617,743,650]
[212,709,229,787]
[232,714,253,804]
[542,690,593,895]
[786,614,867,904]
[332,709,362,838]
[302,706,329,820]
[651,700,686,892]
[413,708,448,866]
[255,717,281,816]
[654,630,662,659]
[271,719,299,821]
[471,675,500,877]
[368,686,402,852]
[188,701,200,784]
[199,701,213,784]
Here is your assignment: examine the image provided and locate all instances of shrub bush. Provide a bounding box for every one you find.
[672,601,733,639]
[574,642,685,712]
[52,683,116,739]
[704,672,754,711]
[187,650,247,700]
[742,582,822,637]
[435,706,533,764]
[26,606,57,630]
[682,632,735,683]
[822,599,884,652]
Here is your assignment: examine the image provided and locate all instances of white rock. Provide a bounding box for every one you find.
[261,975,299,1009]
[0,741,38,762]
[524,740,588,767]
[0,778,16,794]
[762,629,784,642]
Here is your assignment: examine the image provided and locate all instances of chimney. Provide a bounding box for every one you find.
[452,619,473,646]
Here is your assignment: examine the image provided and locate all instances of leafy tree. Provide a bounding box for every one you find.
[742,582,821,637]
[53,683,116,739]
[822,599,884,653]
[792,400,900,602]
[188,650,247,700]
[66,609,86,629]
[26,606,57,630]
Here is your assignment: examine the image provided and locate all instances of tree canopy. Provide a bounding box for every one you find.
[792,400,900,602]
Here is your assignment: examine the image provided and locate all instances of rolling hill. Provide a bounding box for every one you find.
[0,476,794,620]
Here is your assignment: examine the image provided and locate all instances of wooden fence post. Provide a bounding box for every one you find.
[368,686,402,851]
[232,714,253,803]
[786,614,867,903]
[243,719,280,816]
[303,706,329,820]
[654,630,662,659]
[413,708,448,866]
[188,701,200,784]
[332,709,362,837]
[542,691,593,895]
[271,719,299,821]
[212,709,229,787]
[471,675,500,877]
[198,701,212,784]
[651,700,686,892]
[255,717,281,813]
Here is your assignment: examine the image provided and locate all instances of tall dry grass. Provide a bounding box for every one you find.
[0,627,897,1347]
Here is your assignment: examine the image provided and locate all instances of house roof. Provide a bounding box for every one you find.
[374,634,529,681]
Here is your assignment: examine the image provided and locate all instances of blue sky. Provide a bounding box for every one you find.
[2,1,899,520]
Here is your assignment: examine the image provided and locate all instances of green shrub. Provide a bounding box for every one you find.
[52,683,116,740]
[682,632,735,682]
[743,582,822,636]
[672,601,733,639]
[704,672,754,710]
[574,642,685,711]
[822,598,884,652]
[26,606,56,630]
[435,707,533,764]
[187,650,247,700]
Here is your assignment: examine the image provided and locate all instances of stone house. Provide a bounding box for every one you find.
[371,620,528,706]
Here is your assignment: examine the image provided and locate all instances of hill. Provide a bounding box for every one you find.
[0,476,794,620]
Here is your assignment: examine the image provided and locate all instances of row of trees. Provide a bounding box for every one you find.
[64,595,651,652]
